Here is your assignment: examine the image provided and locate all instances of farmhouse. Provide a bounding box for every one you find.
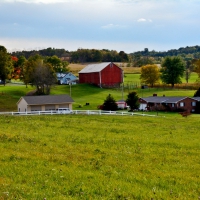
[139,94,198,112]
[17,95,74,112]
[78,62,123,88]
[56,72,77,85]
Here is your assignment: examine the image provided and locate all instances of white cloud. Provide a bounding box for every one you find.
[137,18,147,22]
[101,24,124,29]
[137,18,152,23]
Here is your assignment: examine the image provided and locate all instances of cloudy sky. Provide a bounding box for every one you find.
[0,0,200,53]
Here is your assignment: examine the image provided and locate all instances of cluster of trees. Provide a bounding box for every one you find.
[11,45,200,68]
[102,92,140,111]
[140,56,200,87]
[128,46,200,67]
[0,45,70,94]
[131,46,200,60]
[11,47,69,59]
[11,48,129,63]
[70,49,128,63]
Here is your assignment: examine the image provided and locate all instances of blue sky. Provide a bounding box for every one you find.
[0,0,200,53]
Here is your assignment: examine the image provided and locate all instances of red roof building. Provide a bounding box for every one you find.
[78,62,123,88]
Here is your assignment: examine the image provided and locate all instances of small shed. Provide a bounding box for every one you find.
[17,95,74,112]
[79,62,123,88]
[116,100,127,109]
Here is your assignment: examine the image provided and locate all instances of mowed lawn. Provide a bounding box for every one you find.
[0,114,200,199]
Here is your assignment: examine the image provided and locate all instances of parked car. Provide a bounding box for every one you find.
[56,108,73,114]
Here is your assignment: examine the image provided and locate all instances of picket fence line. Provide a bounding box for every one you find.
[0,110,159,117]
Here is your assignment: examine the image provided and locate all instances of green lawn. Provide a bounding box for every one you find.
[0,114,200,199]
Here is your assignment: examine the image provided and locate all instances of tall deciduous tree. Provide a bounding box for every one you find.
[126,91,140,111]
[33,61,57,95]
[160,56,185,87]
[102,94,118,111]
[140,64,160,87]
[193,59,200,79]
[0,45,13,85]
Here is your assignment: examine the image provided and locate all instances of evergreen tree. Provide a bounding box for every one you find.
[126,91,140,111]
[103,94,118,111]
[194,87,200,97]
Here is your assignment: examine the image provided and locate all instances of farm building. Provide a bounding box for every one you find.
[56,72,77,85]
[116,100,128,109]
[78,62,123,88]
[139,94,198,112]
[17,95,74,112]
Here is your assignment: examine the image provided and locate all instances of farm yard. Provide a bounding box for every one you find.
[0,114,200,199]
[1,65,200,199]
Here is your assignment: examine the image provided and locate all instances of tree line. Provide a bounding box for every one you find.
[11,48,129,63]
[11,45,200,68]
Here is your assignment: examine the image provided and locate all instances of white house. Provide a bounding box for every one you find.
[56,72,77,85]
[17,95,74,112]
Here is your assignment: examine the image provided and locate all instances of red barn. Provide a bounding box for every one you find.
[78,62,123,88]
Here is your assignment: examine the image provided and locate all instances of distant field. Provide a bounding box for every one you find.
[0,114,200,199]
[68,63,141,76]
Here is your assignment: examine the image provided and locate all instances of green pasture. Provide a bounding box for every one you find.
[0,114,200,199]
[124,72,198,84]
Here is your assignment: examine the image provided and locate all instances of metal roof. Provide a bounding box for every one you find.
[192,97,200,101]
[141,96,190,103]
[141,96,169,103]
[79,62,115,73]
[22,95,74,105]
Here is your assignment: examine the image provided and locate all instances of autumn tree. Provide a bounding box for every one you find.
[140,64,160,87]
[126,91,140,111]
[160,56,185,87]
[102,94,118,111]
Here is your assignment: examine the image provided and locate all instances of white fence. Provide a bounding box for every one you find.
[0,110,158,117]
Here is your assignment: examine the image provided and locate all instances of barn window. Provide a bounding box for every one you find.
[110,63,113,68]
[172,103,175,107]
[180,102,184,107]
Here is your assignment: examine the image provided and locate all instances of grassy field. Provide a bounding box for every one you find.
[0,114,200,199]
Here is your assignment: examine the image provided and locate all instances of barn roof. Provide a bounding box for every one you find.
[79,62,119,73]
[19,95,74,105]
